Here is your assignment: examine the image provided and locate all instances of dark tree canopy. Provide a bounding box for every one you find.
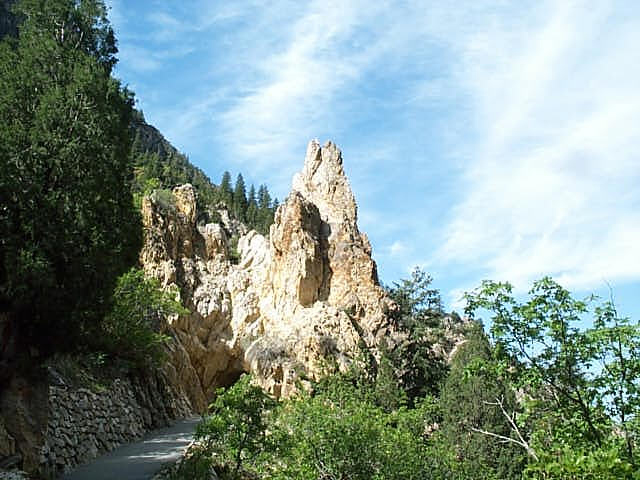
[439,322,526,479]
[0,0,140,358]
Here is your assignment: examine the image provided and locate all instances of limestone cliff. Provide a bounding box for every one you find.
[141,140,398,409]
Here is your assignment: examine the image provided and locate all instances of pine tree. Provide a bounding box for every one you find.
[246,184,258,229]
[439,322,526,479]
[256,184,272,234]
[219,171,233,208]
[233,173,247,222]
[257,184,271,210]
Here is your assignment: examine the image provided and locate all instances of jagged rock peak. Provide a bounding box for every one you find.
[292,140,358,232]
[140,141,398,405]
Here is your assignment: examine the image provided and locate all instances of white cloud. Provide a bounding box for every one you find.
[437,0,640,293]
[218,0,372,169]
[389,241,407,257]
[117,46,162,72]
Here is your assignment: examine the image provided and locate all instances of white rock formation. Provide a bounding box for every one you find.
[140,140,398,410]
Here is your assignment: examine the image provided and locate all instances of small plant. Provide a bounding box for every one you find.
[169,444,216,480]
[152,188,177,212]
[102,268,188,368]
[228,235,241,265]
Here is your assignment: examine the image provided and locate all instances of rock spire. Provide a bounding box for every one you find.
[140,140,397,408]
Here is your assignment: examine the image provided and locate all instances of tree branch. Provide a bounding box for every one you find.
[473,396,539,461]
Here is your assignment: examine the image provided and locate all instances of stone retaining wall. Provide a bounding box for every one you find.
[1,370,193,479]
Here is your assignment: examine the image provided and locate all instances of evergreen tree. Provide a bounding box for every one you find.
[233,173,247,222]
[257,184,271,210]
[439,322,526,479]
[256,184,272,234]
[246,184,258,229]
[219,171,233,208]
[0,0,140,356]
[386,268,450,400]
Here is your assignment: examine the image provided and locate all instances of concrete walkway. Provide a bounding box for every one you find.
[60,417,201,480]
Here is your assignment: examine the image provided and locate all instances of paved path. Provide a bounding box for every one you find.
[60,417,201,480]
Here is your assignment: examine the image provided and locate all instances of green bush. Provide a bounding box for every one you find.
[524,444,639,480]
[264,376,436,480]
[195,374,276,480]
[101,268,187,367]
[151,188,177,212]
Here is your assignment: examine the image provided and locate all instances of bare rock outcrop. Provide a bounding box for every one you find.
[141,140,398,408]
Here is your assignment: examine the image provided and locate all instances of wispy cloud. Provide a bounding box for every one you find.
[217,0,378,170]
[108,0,640,310]
[436,0,640,294]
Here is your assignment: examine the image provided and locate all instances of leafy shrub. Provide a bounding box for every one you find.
[151,188,177,212]
[267,378,435,480]
[228,234,241,265]
[195,374,276,480]
[524,444,640,480]
[101,268,187,367]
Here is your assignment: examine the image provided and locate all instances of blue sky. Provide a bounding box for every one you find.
[106,0,639,316]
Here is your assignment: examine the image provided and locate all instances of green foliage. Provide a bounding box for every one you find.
[232,173,247,222]
[211,173,277,235]
[0,0,140,355]
[590,300,640,463]
[386,267,453,400]
[101,268,187,368]
[195,374,276,479]
[174,276,639,480]
[228,235,240,265]
[150,188,176,212]
[169,444,216,480]
[266,377,434,480]
[524,443,640,480]
[219,171,233,206]
[186,370,442,480]
[465,277,640,475]
[130,118,218,212]
[254,184,276,235]
[439,322,527,479]
[246,184,258,226]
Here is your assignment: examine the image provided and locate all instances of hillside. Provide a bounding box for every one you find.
[130,110,219,211]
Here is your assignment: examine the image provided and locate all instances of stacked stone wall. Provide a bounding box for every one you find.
[0,371,193,478]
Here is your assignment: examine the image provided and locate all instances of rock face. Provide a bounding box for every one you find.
[141,140,397,408]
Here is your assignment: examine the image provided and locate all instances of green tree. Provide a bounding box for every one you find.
[268,378,434,480]
[102,268,187,367]
[439,322,526,479]
[0,0,140,357]
[195,374,276,479]
[465,277,640,475]
[219,171,233,208]
[232,173,247,222]
[129,113,216,212]
[256,184,273,235]
[386,267,452,400]
[246,184,258,228]
[590,300,640,464]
